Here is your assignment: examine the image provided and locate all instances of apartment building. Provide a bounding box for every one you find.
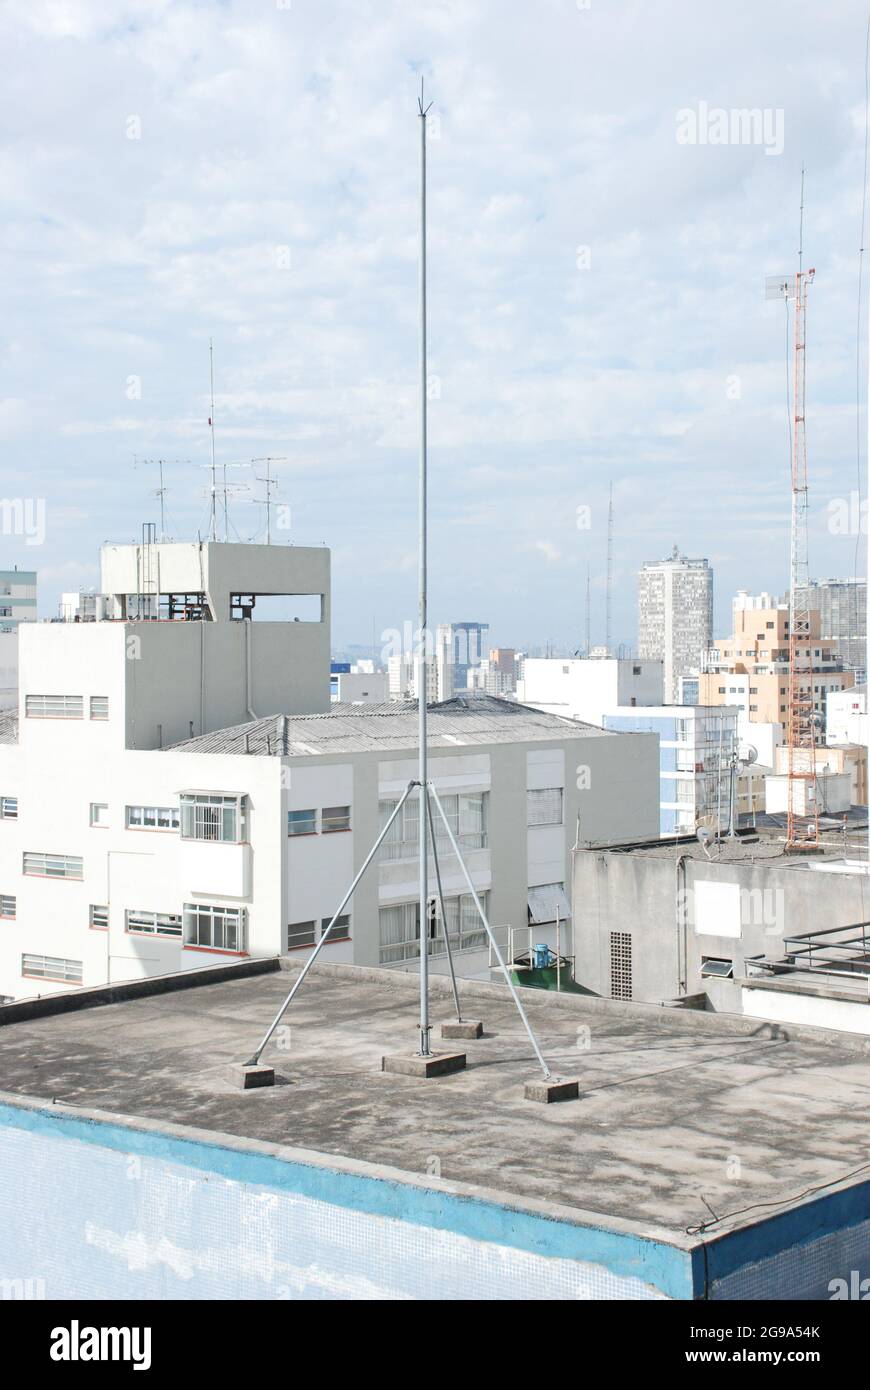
[698,597,853,723]
[602,705,738,835]
[637,547,713,703]
[0,568,36,633]
[0,540,659,1000]
[517,658,733,834]
[793,578,866,680]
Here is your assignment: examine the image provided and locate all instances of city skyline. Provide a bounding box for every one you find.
[2,2,870,650]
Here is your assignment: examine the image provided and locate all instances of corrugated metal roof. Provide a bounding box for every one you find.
[166,694,613,758]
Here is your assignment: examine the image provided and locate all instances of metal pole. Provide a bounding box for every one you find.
[208,338,217,543]
[727,753,737,838]
[245,781,416,1066]
[426,787,463,1021]
[417,87,432,1056]
[428,783,551,1079]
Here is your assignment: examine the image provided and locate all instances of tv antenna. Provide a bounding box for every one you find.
[237,84,554,1091]
[199,460,250,542]
[724,744,758,840]
[252,457,287,544]
[134,457,188,541]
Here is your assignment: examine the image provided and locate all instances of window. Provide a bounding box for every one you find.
[180,794,247,843]
[126,909,182,939]
[89,696,109,720]
[22,953,82,984]
[527,787,563,827]
[126,805,179,831]
[23,852,83,880]
[321,805,351,833]
[0,895,15,919]
[610,931,632,1000]
[183,903,247,952]
[321,913,351,941]
[89,904,108,931]
[25,694,83,719]
[0,796,17,819]
[378,893,487,964]
[89,803,109,828]
[701,957,734,979]
[288,808,317,836]
[379,792,488,862]
[287,921,316,951]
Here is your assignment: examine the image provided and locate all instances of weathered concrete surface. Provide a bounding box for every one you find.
[382,1050,467,1078]
[2,964,870,1236]
[524,1076,580,1104]
[441,1020,483,1040]
[226,1063,275,1089]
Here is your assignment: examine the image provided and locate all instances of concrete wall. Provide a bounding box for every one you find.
[0,631,18,710]
[100,541,329,626]
[4,1089,868,1300]
[18,613,329,757]
[573,846,870,1012]
[0,1098,676,1300]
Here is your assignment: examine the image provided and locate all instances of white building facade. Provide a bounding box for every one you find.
[0,543,660,1001]
[518,656,664,723]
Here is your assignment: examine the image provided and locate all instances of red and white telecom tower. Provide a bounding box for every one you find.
[768,183,819,850]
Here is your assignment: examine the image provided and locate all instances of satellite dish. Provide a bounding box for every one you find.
[739,745,758,766]
[696,826,713,857]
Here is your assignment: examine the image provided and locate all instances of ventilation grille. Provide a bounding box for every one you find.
[610,931,633,1000]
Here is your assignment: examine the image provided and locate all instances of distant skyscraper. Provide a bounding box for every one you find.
[637,547,713,703]
[792,578,866,681]
[444,621,489,690]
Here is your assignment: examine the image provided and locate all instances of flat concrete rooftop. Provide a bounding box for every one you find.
[2,963,870,1246]
[609,829,870,865]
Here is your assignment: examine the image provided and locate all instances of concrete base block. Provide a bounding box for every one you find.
[382,1050,467,1079]
[441,1019,483,1040]
[227,1063,276,1090]
[524,1076,580,1104]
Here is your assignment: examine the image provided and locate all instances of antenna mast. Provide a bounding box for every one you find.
[768,170,818,850]
[417,79,433,1057]
[585,564,591,656]
[605,481,614,656]
[252,457,287,544]
[136,458,187,542]
[208,339,218,542]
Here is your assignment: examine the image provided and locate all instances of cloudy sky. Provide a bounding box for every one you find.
[2,0,869,651]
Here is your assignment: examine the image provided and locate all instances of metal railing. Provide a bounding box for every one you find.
[745,919,870,996]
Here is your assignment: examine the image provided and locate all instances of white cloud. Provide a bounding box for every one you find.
[0,0,867,647]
